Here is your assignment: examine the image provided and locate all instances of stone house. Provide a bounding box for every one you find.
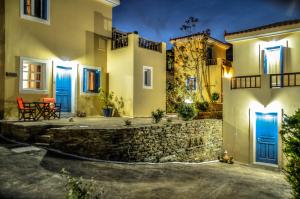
[0,0,166,119]
[223,19,300,168]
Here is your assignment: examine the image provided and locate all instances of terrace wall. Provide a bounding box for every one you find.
[0,0,4,119]
[49,119,222,162]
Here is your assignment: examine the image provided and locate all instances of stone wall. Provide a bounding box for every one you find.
[49,119,223,163]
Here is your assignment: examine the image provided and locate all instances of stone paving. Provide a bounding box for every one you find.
[0,138,291,199]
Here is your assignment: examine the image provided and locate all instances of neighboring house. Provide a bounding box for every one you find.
[223,19,300,168]
[0,0,166,119]
[107,29,166,117]
[169,34,232,104]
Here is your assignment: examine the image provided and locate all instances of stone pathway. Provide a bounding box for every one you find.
[0,141,291,199]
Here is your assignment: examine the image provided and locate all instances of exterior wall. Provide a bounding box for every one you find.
[133,34,166,117]
[4,0,113,118]
[107,34,135,117]
[224,29,300,168]
[0,0,4,119]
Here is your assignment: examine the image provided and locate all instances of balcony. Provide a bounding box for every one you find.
[270,72,300,88]
[231,75,261,89]
[139,37,162,53]
[230,72,300,90]
[112,29,129,50]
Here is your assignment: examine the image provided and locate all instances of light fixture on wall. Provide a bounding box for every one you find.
[223,66,233,79]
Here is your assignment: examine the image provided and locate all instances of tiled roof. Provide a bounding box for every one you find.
[225,19,300,36]
[170,33,231,47]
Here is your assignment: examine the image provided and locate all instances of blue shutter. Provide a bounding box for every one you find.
[186,78,190,90]
[42,0,48,20]
[193,78,197,90]
[263,50,268,75]
[83,69,87,92]
[24,0,28,15]
[94,70,101,93]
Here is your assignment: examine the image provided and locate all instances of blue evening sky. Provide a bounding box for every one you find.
[113,0,300,49]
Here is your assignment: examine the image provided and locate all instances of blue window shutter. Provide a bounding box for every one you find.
[42,0,48,20]
[24,0,28,15]
[186,78,190,90]
[94,70,100,93]
[263,50,268,75]
[193,78,197,90]
[83,69,87,92]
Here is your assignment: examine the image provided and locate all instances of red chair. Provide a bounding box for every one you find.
[16,98,36,121]
[43,98,61,119]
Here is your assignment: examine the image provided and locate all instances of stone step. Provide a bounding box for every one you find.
[34,143,50,147]
[36,135,52,144]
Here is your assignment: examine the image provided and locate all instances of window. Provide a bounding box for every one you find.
[20,57,48,93]
[21,0,50,24]
[82,68,101,94]
[264,46,284,75]
[186,77,197,91]
[143,66,153,89]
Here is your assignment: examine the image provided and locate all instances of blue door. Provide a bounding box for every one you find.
[256,112,278,164]
[56,66,72,112]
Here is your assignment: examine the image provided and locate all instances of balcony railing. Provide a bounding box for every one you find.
[231,75,261,89]
[270,72,300,88]
[139,37,162,52]
[112,29,129,50]
[206,59,218,66]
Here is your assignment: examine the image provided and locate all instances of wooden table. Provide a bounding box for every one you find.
[32,102,50,120]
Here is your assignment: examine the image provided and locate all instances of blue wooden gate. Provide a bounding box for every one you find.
[255,112,278,164]
[56,66,72,112]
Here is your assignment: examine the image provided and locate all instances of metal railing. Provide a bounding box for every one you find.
[112,29,129,50]
[139,37,162,52]
[231,75,261,89]
[270,72,300,88]
[206,59,218,66]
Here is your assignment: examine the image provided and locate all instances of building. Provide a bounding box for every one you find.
[0,0,166,119]
[169,33,232,107]
[223,19,300,168]
[107,29,166,117]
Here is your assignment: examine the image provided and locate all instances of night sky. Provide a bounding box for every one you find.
[113,0,300,49]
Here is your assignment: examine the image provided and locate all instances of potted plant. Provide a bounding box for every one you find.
[99,89,114,117]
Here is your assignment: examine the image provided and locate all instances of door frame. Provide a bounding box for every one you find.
[52,60,78,114]
[251,109,282,167]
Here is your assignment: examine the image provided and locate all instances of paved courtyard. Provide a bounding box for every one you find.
[0,138,291,199]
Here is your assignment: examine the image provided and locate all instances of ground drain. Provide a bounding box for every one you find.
[11,146,41,153]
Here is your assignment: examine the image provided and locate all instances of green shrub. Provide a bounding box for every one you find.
[211,92,220,103]
[61,169,102,199]
[151,109,165,123]
[177,103,196,121]
[280,109,300,198]
[195,101,209,112]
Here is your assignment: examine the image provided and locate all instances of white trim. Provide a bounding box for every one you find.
[251,109,282,167]
[20,0,51,25]
[143,66,153,89]
[19,57,49,94]
[79,65,102,96]
[101,0,120,7]
[226,27,300,42]
[53,60,78,114]
[253,162,279,168]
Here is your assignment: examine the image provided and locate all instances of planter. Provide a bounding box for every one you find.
[103,108,113,117]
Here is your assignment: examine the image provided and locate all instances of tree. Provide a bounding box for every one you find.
[280,109,300,198]
[173,17,212,101]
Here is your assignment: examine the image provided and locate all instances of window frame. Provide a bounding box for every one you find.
[80,65,101,95]
[19,57,49,94]
[143,66,153,89]
[20,0,51,25]
[186,77,197,91]
[263,46,284,75]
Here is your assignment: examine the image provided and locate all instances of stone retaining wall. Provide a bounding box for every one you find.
[49,119,223,163]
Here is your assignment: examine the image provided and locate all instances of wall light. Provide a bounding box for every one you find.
[223,66,233,79]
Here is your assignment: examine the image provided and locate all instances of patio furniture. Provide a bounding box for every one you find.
[32,102,50,120]
[16,98,36,121]
[42,98,62,119]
